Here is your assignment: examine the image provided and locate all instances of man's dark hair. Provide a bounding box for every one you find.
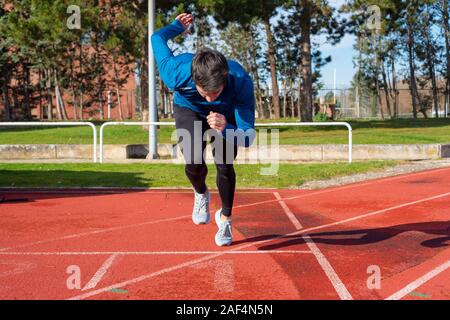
[191,47,229,92]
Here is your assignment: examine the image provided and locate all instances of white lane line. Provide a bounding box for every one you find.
[0,215,190,252]
[67,191,450,300]
[273,192,353,300]
[0,250,312,256]
[274,192,303,230]
[82,254,119,291]
[68,253,224,300]
[0,190,276,194]
[295,192,450,236]
[236,167,450,209]
[0,194,289,252]
[385,260,450,300]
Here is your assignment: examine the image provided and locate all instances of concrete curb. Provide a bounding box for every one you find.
[0,143,449,162]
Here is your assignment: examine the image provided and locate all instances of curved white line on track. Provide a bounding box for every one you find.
[385,260,450,300]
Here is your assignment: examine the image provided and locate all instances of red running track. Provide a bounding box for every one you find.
[0,167,449,300]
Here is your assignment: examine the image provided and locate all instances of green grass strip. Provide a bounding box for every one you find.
[0,161,399,189]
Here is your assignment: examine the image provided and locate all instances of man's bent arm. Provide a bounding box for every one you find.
[151,20,186,90]
[223,74,256,148]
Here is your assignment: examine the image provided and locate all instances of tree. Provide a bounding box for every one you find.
[218,20,266,118]
[437,0,450,116]
[415,7,442,118]
[0,5,13,120]
[283,0,344,122]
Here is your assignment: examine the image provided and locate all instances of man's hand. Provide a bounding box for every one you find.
[175,13,193,32]
[207,112,227,132]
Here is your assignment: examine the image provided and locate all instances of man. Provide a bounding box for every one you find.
[151,13,255,246]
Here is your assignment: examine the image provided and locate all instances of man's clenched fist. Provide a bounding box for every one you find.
[207,112,227,132]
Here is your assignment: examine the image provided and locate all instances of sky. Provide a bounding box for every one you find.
[316,33,356,89]
[313,0,356,89]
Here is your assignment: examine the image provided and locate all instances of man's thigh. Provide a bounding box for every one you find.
[208,132,238,165]
[173,105,208,164]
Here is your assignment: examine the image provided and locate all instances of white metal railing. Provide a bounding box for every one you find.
[99,121,353,163]
[0,122,97,163]
[99,122,175,163]
[255,122,353,163]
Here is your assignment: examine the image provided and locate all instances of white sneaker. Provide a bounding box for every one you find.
[215,209,232,246]
[192,189,210,225]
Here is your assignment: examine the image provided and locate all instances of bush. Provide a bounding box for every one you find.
[313,113,329,122]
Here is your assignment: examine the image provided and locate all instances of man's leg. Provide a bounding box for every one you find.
[213,139,238,217]
[208,117,239,217]
[174,105,210,224]
[174,105,208,192]
[210,132,238,246]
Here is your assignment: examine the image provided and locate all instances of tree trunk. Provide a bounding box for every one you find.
[98,88,104,120]
[373,31,384,119]
[79,37,84,120]
[38,69,43,120]
[297,64,302,119]
[46,69,53,120]
[70,52,77,121]
[289,79,295,118]
[423,17,440,118]
[116,88,123,120]
[54,70,68,120]
[263,15,280,119]
[381,58,392,118]
[141,37,149,118]
[72,89,78,121]
[282,79,287,118]
[57,86,69,120]
[299,0,313,122]
[112,58,124,121]
[54,85,62,120]
[249,29,264,119]
[23,62,32,120]
[12,88,19,118]
[356,31,363,118]
[443,0,450,117]
[2,71,11,121]
[427,56,439,118]
[126,90,130,119]
[390,49,399,118]
[407,25,419,118]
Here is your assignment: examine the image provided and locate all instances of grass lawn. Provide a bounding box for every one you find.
[0,161,399,189]
[0,118,449,145]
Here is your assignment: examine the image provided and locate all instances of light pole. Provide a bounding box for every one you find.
[148,0,158,158]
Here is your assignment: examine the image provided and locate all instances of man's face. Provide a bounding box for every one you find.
[196,85,224,102]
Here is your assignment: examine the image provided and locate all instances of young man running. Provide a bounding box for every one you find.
[151,13,255,246]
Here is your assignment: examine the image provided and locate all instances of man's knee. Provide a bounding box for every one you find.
[216,164,235,178]
[185,164,207,177]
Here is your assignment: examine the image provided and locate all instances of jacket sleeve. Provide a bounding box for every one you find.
[223,73,256,148]
[150,19,187,90]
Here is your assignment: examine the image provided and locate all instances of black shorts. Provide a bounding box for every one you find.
[173,105,238,164]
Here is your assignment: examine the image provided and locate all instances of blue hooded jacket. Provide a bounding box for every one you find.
[151,19,256,147]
